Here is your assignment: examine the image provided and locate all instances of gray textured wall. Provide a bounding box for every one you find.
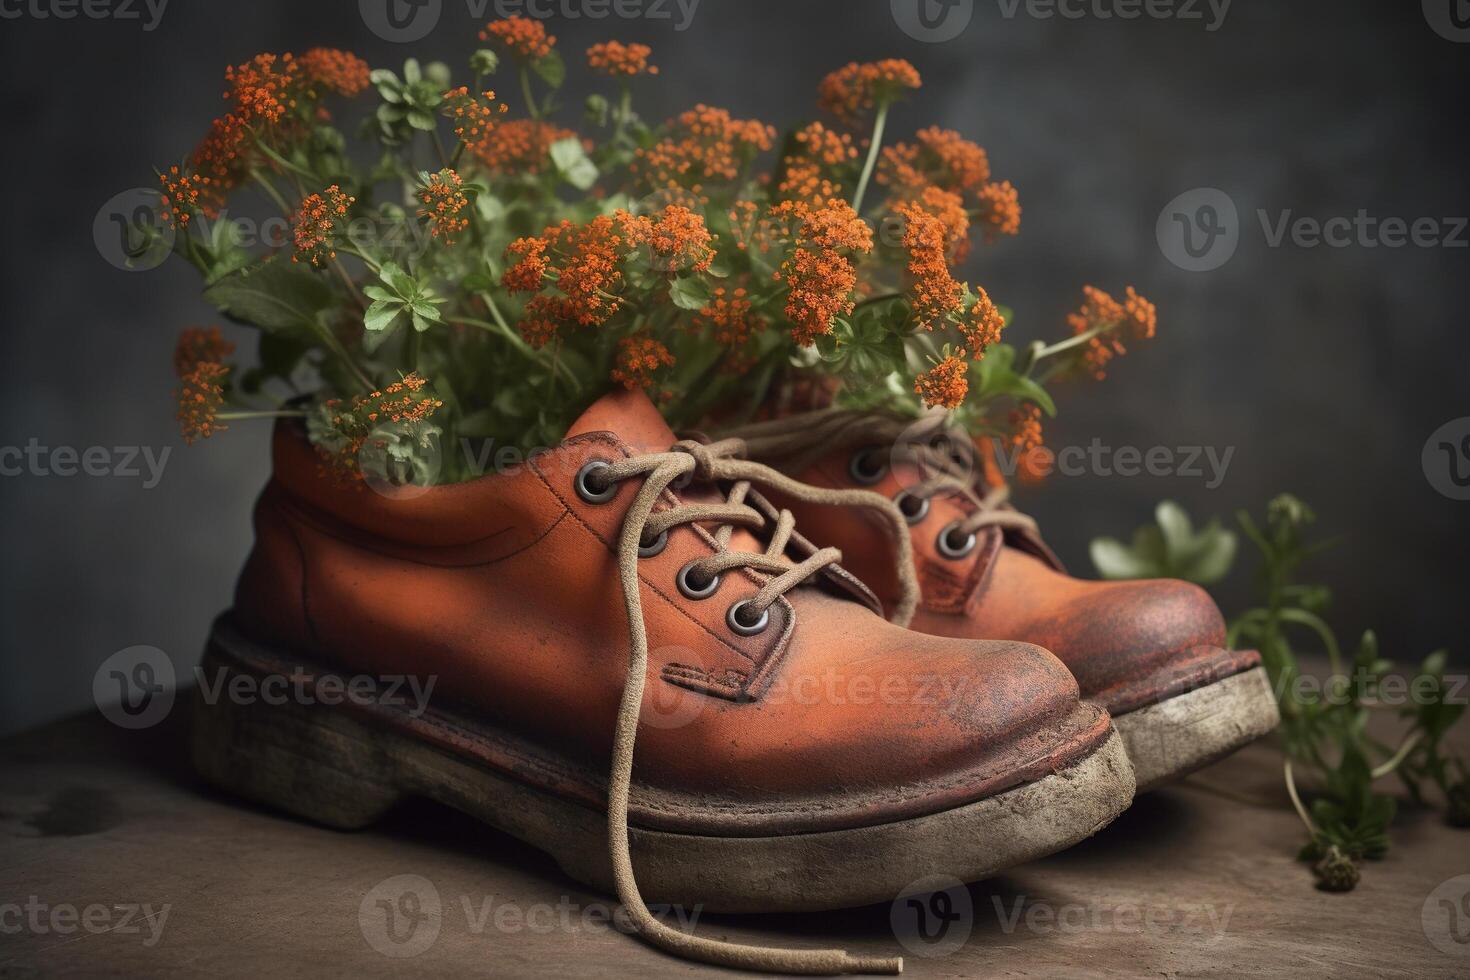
[1,0,1466,735]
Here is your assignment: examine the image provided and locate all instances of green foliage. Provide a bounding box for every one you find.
[1089,500,1237,585]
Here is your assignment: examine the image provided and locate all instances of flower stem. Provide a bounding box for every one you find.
[851,101,890,215]
[520,67,540,120]
[1285,759,1317,837]
[217,409,307,421]
[1371,730,1424,779]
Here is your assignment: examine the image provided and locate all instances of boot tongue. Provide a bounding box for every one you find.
[566,387,770,557]
[566,388,677,454]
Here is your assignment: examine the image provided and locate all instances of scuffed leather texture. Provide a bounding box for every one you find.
[771,446,1261,717]
[230,390,1111,834]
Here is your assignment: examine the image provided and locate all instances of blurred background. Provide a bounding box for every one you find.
[0,0,1466,734]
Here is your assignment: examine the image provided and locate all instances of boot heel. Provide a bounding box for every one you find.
[189,648,403,831]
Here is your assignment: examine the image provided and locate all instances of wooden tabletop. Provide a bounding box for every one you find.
[2,703,1467,978]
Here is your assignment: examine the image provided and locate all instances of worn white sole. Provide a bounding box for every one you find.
[1111,666,1279,792]
[190,635,1137,914]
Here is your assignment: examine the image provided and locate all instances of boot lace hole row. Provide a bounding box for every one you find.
[575,460,619,504]
[937,521,978,559]
[847,446,888,485]
[676,561,722,600]
[726,600,770,636]
[638,529,669,559]
[894,491,930,525]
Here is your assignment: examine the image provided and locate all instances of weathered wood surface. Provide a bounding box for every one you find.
[1,703,1466,978]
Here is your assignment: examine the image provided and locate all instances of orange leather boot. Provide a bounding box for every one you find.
[725,409,1279,791]
[190,389,1135,974]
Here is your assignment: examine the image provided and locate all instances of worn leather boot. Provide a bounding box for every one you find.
[190,389,1134,974]
[725,409,1279,792]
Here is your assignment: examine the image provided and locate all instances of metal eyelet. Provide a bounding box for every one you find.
[894,491,931,525]
[936,521,978,560]
[575,460,618,504]
[726,600,770,636]
[676,561,722,600]
[847,446,888,486]
[638,529,669,559]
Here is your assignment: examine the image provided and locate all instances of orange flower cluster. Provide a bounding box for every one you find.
[777,122,856,205]
[503,207,718,348]
[317,374,445,479]
[817,59,921,125]
[976,179,1021,240]
[299,47,371,97]
[158,166,215,229]
[470,118,576,174]
[292,185,355,265]
[633,105,775,198]
[1066,285,1158,379]
[417,169,470,244]
[629,204,715,273]
[480,15,555,60]
[611,335,676,391]
[896,199,963,329]
[914,354,968,410]
[881,127,991,197]
[225,52,300,125]
[173,326,234,378]
[1008,403,1043,451]
[694,286,759,349]
[586,41,657,77]
[442,86,508,147]
[771,198,874,345]
[177,361,229,444]
[958,287,1004,357]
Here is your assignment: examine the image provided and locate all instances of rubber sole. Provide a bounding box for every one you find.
[1111,665,1279,792]
[189,635,1137,914]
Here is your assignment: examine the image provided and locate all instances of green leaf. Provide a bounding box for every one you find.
[402,58,421,85]
[549,137,598,191]
[531,49,565,88]
[203,258,334,334]
[364,299,404,334]
[668,275,711,311]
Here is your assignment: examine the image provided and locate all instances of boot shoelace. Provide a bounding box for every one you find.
[725,408,1040,559]
[592,438,916,975]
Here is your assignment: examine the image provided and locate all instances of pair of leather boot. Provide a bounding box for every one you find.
[190,389,1277,974]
